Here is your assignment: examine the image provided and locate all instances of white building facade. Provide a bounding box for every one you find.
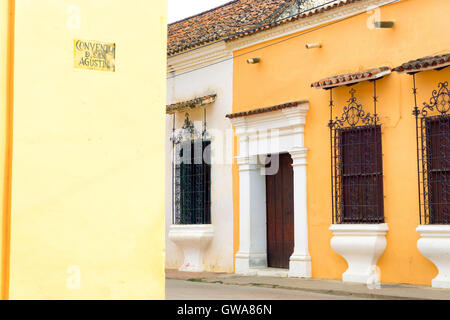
[165,42,235,272]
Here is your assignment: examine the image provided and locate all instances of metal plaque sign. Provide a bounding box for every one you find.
[74,39,115,72]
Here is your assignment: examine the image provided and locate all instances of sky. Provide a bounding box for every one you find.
[168,0,232,23]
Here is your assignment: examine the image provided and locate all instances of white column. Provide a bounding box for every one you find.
[235,154,267,275]
[288,148,312,278]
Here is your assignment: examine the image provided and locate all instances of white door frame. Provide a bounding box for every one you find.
[229,101,311,277]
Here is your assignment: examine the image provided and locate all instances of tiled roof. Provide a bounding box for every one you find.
[392,53,450,74]
[311,66,391,89]
[226,0,360,42]
[166,94,217,114]
[168,0,290,56]
[168,0,363,56]
[226,100,306,118]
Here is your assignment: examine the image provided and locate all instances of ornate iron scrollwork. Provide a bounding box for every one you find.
[275,0,337,22]
[329,88,379,129]
[171,113,203,144]
[415,81,450,117]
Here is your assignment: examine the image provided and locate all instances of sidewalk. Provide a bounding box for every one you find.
[166,269,450,300]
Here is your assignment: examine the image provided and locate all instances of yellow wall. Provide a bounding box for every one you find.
[233,0,450,285]
[6,0,167,299]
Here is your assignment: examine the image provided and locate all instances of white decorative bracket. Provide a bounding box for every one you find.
[330,223,388,284]
[168,224,214,272]
[417,225,450,288]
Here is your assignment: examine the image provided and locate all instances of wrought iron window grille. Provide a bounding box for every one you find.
[171,113,204,144]
[171,111,211,225]
[328,84,385,224]
[413,79,450,225]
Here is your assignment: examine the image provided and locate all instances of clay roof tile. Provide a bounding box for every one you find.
[311,66,391,89]
[168,0,361,56]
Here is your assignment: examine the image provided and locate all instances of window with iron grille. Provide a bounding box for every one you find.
[329,88,384,224]
[171,112,211,225]
[424,116,450,223]
[338,125,384,223]
[175,140,211,224]
[414,81,450,224]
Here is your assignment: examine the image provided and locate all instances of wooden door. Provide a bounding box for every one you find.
[265,153,294,269]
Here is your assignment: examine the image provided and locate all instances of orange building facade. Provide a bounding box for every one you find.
[229,0,450,286]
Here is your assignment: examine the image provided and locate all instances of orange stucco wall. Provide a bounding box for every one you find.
[0,0,15,299]
[232,0,450,285]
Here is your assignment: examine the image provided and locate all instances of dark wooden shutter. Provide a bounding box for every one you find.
[425,116,450,224]
[202,140,211,224]
[340,125,384,223]
[179,141,193,224]
[179,140,211,224]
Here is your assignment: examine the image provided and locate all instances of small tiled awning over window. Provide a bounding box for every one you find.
[225,100,307,119]
[166,94,216,114]
[392,53,450,75]
[311,66,391,90]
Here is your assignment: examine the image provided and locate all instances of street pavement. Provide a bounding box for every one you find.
[166,279,367,300]
[165,269,450,300]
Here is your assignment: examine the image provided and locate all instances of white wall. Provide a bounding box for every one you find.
[165,44,234,272]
